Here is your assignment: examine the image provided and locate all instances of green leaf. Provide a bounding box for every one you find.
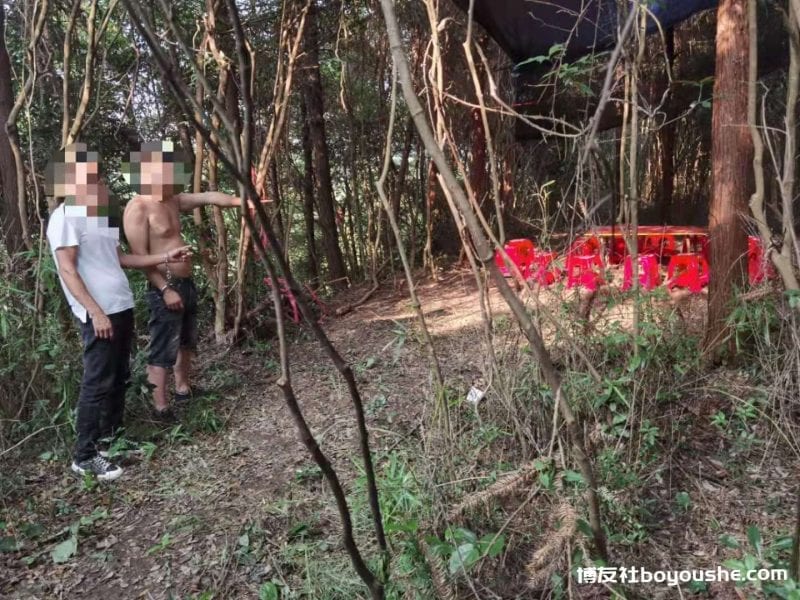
[0,536,21,553]
[576,519,593,538]
[723,558,746,571]
[479,533,505,558]
[385,519,418,534]
[786,290,800,309]
[51,535,77,564]
[744,554,759,572]
[447,527,477,544]
[516,55,550,68]
[562,470,585,485]
[769,536,794,552]
[21,523,43,539]
[146,533,172,555]
[689,580,708,593]
[719,533,741,549]
[449,543,479,574]
[258,581,280,600]
[747,525,763,556]
[80,508,108,527]
[287,522,309,539]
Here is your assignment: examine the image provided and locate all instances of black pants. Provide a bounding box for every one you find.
[74,309,134,462]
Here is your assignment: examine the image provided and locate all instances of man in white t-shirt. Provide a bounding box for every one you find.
[46,144,190,481]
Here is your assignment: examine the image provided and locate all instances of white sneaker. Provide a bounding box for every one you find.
[71,455,123,481]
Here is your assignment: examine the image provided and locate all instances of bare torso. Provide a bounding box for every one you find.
[126,195,192,278]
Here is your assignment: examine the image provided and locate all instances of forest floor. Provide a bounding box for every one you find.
[1,268,798,599]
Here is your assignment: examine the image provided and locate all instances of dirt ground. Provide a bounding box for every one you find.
[1,269,797,599]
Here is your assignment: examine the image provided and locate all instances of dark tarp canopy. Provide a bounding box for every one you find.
[449,0,719,66]
[449,1,793,138]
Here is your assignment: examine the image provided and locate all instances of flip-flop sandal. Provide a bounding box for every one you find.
[176,386,210,402]
[151,406,178,423]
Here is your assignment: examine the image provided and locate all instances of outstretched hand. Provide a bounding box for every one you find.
[166,245,193,262]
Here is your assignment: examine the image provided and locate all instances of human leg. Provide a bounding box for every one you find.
[174,279,199,399]
[72,316,123,481]
[146,288,182,412]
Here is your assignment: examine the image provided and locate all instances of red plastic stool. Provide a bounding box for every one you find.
[532,251,561,285]
[566,254,604,291]
[666,253,709,293]
[640,234,677,264]
[568,235,601,257]
[622,254,661,291]
[496,239,536,278]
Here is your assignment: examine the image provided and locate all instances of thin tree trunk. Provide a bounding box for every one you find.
[5,0,48,252]
[269,157,286,257]
[179,122,216,286]
[0,1,23,255]
[747,0,800,291]
[705,0,752,358]
[424,160,437,276]
[300,99,320,285]
[659,28,676,224]
[378,64,444,392]
[302,0,347,288]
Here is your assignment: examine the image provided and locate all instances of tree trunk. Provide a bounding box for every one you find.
[0,2,23,256]
[302,0,347,288]
[269,157,286,256]
[469,107,488,209]
[659,28,676,224]
[705,0,752,358]
[300,99,320,286]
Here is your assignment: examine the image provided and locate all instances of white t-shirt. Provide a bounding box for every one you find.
[46,204,135,323]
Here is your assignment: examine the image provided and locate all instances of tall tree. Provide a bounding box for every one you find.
[658,28,676,224]
[0,1,23,256]
[705,0,753,357]
[301,0,347,288]
[300,99,320,285]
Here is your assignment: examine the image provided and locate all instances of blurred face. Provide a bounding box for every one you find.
[48,145,110,215]
[125,142,190,199]
[139,152,178,193]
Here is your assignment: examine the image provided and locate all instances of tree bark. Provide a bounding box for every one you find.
[658,28,676,224]
[300,98,320,285]
[705,0,753,358]
[301,0,347,288]
[0,1,23,255]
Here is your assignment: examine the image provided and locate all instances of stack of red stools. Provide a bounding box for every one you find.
[494,238,536,278]
[532,251,561,285]
[622,254,661,291]
[666,253,709,293]
[640,234,677,265]
[566,253,604,291]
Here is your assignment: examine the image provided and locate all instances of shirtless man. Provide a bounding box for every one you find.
[122,141,242,418]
